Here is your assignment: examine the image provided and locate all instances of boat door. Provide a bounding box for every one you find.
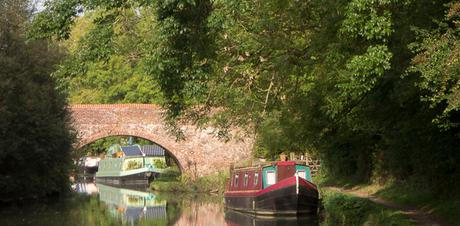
[276,162,296,181]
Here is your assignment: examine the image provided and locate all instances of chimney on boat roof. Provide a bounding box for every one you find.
[280,153,287,161]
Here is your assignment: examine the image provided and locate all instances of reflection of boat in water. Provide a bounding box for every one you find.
[74,182,99,195]
[96,183,168,223]
[225,209,319,226]
[77,156,101,177]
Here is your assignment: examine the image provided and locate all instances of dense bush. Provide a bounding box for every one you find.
[0,0,74,202]
[151,171,229,194]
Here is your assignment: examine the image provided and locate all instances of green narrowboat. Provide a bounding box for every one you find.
[95,144,167,186]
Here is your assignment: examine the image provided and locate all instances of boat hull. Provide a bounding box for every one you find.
[96,171,158,187]
[224,177,319,216]
[82,166,98,175]
[224,209,319,226]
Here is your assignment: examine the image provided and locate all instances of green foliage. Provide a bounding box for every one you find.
[153,159,167,169]
[410,2,460,130]
[51,10,164,105]
[78,136,153,157]
[371,179,460,225]
[0,0,74,202]
[158,167,182,179]
[151,171,228,194]
[31,0,215,120]
[322,191,371,225]
[29,0,80,40]
[321,190,415,226]
[255,111,289,158]
[147,0,215,119]
[341,0,399,41]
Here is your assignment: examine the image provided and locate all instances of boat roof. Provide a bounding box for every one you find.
[121,146,143,156]
[232,161,308,171]
[120,145,166,157]
[142,144,166,157]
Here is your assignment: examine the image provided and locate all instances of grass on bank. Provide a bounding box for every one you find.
[375,183,460,226]
[320,189,415,226]
[150,168,228,194]
[315,172,460,225]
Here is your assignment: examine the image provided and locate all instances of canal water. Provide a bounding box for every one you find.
[0,182,319,226]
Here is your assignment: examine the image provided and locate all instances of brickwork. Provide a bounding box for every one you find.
[70,104,253,176]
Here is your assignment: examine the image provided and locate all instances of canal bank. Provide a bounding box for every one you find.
[322,186,445,226]
[150,170,229,194]
[315,172,457,226]
[319,188,415,226]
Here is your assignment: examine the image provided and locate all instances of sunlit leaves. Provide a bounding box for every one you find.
[339,45,392,96]
[411,2,460,128]
[31,0,215,121]
[342,6,393,41]
[29,0,81,39]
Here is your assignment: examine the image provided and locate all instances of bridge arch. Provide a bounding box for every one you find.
[78,132,185,172]
[71,104,253,176]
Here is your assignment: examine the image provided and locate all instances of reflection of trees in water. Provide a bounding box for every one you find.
[79,195,122,226]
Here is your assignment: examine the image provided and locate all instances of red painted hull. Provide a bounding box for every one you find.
[224,176,319,215]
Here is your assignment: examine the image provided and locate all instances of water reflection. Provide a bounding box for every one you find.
[74,182,98,195]
[97,184,168,224]
[0,182,319,226]
[224,209,319,226]
[74,182,180,225]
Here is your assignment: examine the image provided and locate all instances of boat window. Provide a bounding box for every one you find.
[244,174,249,187]
[266,170,276,186]
[297,170,306,179]
[234,174,239,187]
[254,173,259,186]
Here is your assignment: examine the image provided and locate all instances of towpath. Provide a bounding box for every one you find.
[323,186,447,226]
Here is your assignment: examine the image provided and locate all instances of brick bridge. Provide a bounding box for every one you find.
[70,104,253,176]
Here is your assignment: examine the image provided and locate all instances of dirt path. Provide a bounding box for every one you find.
[323,186,447,226]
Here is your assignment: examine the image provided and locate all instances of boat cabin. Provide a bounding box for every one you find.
[227,161,312,191]
[99,144,167,172]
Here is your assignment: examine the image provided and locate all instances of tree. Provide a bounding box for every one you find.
[0,0,74,201]
[54,10,164,104]
[411,1,460,130]
[31,0,215,120]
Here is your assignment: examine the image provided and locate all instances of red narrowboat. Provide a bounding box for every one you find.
[224,161,319,216]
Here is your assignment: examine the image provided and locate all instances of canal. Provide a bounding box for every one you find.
[0,182,319,226]
[0,182,416,226]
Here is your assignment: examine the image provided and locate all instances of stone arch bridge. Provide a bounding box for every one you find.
[70,104,253,176]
